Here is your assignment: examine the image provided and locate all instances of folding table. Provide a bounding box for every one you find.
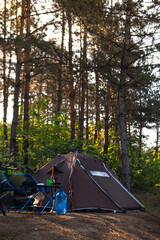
[36,183,60,214]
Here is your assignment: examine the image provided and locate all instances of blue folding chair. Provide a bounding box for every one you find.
[2,172,40,214]
[0,177,13,215]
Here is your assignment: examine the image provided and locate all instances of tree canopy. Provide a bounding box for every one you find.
[0,0,159,191]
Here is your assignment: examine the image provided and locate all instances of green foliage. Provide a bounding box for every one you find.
[127,134,160,191]
[23,97,70,169]
[106,127,122,175]
[0,121,11,165]
[82,124,160,191]
[130,149,160,191]
[134,189,160,215]
[13,97,85,171]
[0,97,159,191]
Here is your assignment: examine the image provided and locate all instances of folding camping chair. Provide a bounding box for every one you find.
[2,172,40,214]
[0,177,13,215]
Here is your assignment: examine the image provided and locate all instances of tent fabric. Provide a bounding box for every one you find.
[34,153,144,212]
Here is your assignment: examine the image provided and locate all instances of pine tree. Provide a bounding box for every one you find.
[2,0,8,145]
[78,23,87,143]
[57,9,65,112]
[23,0,31,166]
[10,0,25,161]
[67,11,75,139]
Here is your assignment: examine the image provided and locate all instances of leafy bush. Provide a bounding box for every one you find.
[0,97,159,191]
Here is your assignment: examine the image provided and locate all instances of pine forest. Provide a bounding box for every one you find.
[0,0,160,192]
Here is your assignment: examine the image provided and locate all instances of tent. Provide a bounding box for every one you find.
[34,153,144,212]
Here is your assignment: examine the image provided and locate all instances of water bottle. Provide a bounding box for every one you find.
[55,189,67,214]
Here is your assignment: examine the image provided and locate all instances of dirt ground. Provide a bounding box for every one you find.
[0,211,160,240]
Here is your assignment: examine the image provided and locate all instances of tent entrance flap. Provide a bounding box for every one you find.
[47,160,65,174]
[47,166,63,174]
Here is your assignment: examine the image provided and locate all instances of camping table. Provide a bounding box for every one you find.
[36,182,61,214]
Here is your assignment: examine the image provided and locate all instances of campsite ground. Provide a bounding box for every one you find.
[0,211,160,240]
[0,191,160,240]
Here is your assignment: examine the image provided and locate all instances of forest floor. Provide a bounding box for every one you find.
[0,191,160,240]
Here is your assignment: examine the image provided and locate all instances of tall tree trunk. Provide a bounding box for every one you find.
[3,0,8,145]
[10,0,25,162]
[138,90,143,159]
[104,0,112,154]
[79,24,87,142]
[104,81,111,154]
[139,122,142,158]
[118,0,131,191]
[94,68,100,142]
[23,0,31,166]
[86,72,89,141]
[10,59,22,160]
[19,71,25,122]
[155,123,159,160]
[57,9,65,112]
[68,12,75,139]
[78,24,82,135]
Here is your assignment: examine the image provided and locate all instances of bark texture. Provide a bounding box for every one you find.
[68,12,75,139]
[79,24,87,141]
[118,0,131,191]
[10,0,25,161]
[23,0,31,166]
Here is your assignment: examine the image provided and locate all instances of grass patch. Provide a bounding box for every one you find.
[133,189,160,215]
[0,231,15,240]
